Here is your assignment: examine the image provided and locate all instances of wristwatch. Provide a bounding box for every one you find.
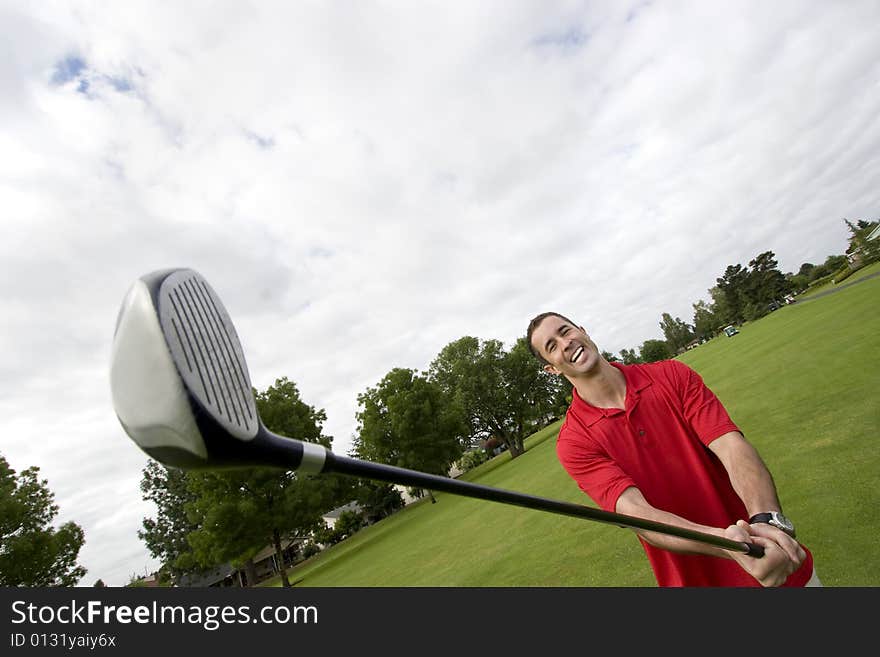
[749,511,796,538]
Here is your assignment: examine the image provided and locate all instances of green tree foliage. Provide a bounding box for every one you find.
[0,454,86,586]
[786,272,810,294]
[185,468,331,588]
[354,368,466,492]
[713,252,792,324]
[692,299,721,340]
[797,262,815,278]
[254,377,332,447]
[503,338,570,436]
[659,313,695,354]
[639,339,672,363]
[428,337,563,458]
[333,510,365,539]
[456,449,490,473]
[354,481,404,524]
[619,348,642,364]
[806,254,848,283]
[313,509,365,546]
[845,218,880,264]
[138,460,199,583]
[428,336,502,450]
[182,377,346,587]
[747,251,791,304]
[715,263,750,324]
[707,285,734,327]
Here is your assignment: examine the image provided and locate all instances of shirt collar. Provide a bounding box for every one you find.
[569,362,653,426]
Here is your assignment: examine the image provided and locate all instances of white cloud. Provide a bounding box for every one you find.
[1,0,878,585]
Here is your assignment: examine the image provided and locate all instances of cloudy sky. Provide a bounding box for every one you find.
[2,1,878,586]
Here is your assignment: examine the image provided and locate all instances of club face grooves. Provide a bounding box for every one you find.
[158,270,258,441]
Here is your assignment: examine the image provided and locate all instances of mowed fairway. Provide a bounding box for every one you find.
[272,273,879,587]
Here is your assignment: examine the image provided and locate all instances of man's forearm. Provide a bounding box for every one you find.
[709,432,783,516]
[616,487,737,559]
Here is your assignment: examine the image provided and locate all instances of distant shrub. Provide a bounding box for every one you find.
[831,264,862,284]
[807,273,835,289]
[302,542,321,559]
[334,510,365,539]
[457,449,489,472]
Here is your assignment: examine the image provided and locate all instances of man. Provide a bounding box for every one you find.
[526,312,817,587]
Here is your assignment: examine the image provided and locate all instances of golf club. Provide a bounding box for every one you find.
[110,268,764,558]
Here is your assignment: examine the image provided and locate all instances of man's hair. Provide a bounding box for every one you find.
[525,311,579,366]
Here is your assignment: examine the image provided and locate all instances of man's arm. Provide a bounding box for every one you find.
[706,429,806,564]
[615,486,803,586]
[707,430,781,516]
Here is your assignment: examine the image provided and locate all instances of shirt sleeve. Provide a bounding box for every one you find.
[556,421,636,513]
[669,360,741,446]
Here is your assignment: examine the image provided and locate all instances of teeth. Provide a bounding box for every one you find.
[571,346,584,363]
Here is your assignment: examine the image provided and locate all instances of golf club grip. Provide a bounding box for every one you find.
[326,453,764,558]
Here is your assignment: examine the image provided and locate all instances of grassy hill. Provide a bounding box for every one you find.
[267,272,879,587]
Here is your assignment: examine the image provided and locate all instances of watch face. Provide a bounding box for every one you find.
[771,513,795,534]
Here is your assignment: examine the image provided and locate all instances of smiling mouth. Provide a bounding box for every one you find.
[570,346,584,363]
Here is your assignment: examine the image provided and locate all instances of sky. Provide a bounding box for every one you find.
[1,1,878,586]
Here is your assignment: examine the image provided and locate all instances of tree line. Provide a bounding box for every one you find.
[610,218,878,364]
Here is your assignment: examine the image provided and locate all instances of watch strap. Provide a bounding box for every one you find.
[749,513,774,524]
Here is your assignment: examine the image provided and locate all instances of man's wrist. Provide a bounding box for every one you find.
[749,511,796,538]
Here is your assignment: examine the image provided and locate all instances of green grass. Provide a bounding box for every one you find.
[268,275,879,587]
[679,273,880,586]
[798,260,880,298]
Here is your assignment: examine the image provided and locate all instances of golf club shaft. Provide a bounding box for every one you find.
[323,452,765,557]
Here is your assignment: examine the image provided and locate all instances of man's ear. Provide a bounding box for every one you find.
[543,364,561,376]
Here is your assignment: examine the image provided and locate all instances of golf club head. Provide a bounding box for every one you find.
[110,268,327,472]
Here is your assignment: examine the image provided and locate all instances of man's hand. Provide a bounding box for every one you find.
[725,520,806,587]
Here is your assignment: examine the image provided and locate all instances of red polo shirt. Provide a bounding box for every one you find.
[556,359,812,587]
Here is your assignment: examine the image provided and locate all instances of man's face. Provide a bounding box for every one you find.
[530,315,601,378]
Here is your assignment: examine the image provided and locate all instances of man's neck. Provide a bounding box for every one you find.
[570,360,627,410]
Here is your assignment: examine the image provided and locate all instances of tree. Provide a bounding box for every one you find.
[601,350,619,362]
[619,348,642,365]
[845,218,880,265]
[333,510,365,540]
[138,460,200,583]
[785,272,810,295]
[747,251,790,306]
[797,262,815,278]
[714,252,791,324]
[707,285,734,328]
[502,338,570,437]
[354,481,404,524]
[428,336,501,451]
[184,377,346,587]
[692,299,721,341]
[716,264,750,324]
[428,337,560,458]
[809,254,847,281]
[185,467,330,586]
[354,368,466,497]
[639,339,672,363]
[659,313,695,354]
[0,454,86,586]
